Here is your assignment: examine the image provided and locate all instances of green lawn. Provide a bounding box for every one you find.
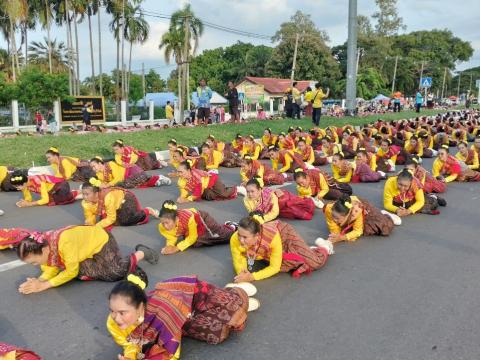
[0,108,461,167]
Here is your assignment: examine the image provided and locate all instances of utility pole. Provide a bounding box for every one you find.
[121,0,125,100]
[345,0,358,116]
[391,55,399,93]
[142,62,146,110]
[457,71,461,98]
[184,16,190,116]
[441,67,447,100]
[290,33,300,86]
[418,60,425,88]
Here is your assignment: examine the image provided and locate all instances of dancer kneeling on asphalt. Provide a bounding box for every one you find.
[230,213,332,282]
[10,170,78,208]
[82,178,160,230]
[176,160,245,203]
[107,274,259,360]
[14,225,157,295]
[158,200,237,255]
[90,156,171,189]
[321,194,400,245]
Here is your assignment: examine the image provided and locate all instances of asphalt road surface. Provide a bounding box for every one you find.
[1,157,479,360]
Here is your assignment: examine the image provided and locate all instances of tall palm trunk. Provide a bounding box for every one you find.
[115,36,120,120]
[120,0,126,100]
[87,12,96,94]
[177,63,182,122]
[23,25,28,67]
[9,20,16,82]
[46,0,52,73]
[73,12,80,95]
[126,40,132,99]
[97,9,103,96]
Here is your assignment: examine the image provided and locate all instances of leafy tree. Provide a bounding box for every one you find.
[15,67,70,108]
[128,73,143,103]
[145,69,166,93]
[372,0,406,36]
[266,11,341,91]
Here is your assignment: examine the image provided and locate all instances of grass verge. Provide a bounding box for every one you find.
[0,108,462,167]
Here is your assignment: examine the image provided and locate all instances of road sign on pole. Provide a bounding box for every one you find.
[420,77,432,88]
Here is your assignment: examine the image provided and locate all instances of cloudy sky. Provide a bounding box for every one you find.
[5,0,479,81]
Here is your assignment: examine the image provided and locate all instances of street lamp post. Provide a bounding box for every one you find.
[345,0,358,116]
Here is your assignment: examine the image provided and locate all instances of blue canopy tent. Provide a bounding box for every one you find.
[136,92,177,107]
[373,94,390,101]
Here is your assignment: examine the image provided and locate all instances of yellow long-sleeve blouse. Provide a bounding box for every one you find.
[40,226,109,287]
[296,173,329,199]
[22,180,55,205]
[107,315,181,360]
[52,157,80,180]
[201,150,223,170]
[177,174,210,201]
[240,143,262,160]
[96,162,127,186]
[324,196,363,241]
[158,209,201,251]
[456,151,479,170]
[404,140,424,157]
[0,166,8,186]
[82,189,126,228]
[383,176,425,214]
[230,230,283,281]
[296,147,315,165]
[240,164,265,183]
[332,163,353,183]
[271,151,293,173]
[243,191,279,223]
[432,158,458,183]
[115,152,138,166]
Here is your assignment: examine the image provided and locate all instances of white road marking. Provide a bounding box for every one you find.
[0,260,26,272]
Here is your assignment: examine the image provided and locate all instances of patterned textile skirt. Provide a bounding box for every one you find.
[394,194,439,215]
[194,210,235,246]
[182,281,249,344]
[0,342,41,360]
[323,182,353,201]
[71,161,96,182]
[116,165,158,188]
[276,190,315,220]
[351,163,382,183]
[376,158,395,173]
[360,199,394,236]
[78,233,138,281]
[263,166,285,186]
[276,221,328,277]
[116,192,148,226]
[221,144,243,168]
[423,176,447,193]
[313,151,328,166]
[341,145,356,159]
[202,178,237,201]
[48,181,76,206]
[137,153,161,171]
[458,169,480,182]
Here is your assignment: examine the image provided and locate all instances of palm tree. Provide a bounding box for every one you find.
[169,4,203,114]
[70,0,88,95]
[124,4,149,97]
[28,37,71,73]
[86,0,100,94]
[159,29,184,120]
[0,0,29,82]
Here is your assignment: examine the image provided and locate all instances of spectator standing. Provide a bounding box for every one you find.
[46,110,56,134]
[225,80,240,123]
[82,102,92,130]
[196,79,212,125]
[415,89,423,113]
[291,81,301,119]
[34,111,43,133]
[284,88,293,118]
[304,86,313,117]
[165,100,175,126]
[392,91,402,112]
[311,82,329,126]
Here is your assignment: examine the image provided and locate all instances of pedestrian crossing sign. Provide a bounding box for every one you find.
[420,77,432,88]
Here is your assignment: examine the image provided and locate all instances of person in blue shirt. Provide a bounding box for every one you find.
[415,89,423,113]
[196,79,213,125]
